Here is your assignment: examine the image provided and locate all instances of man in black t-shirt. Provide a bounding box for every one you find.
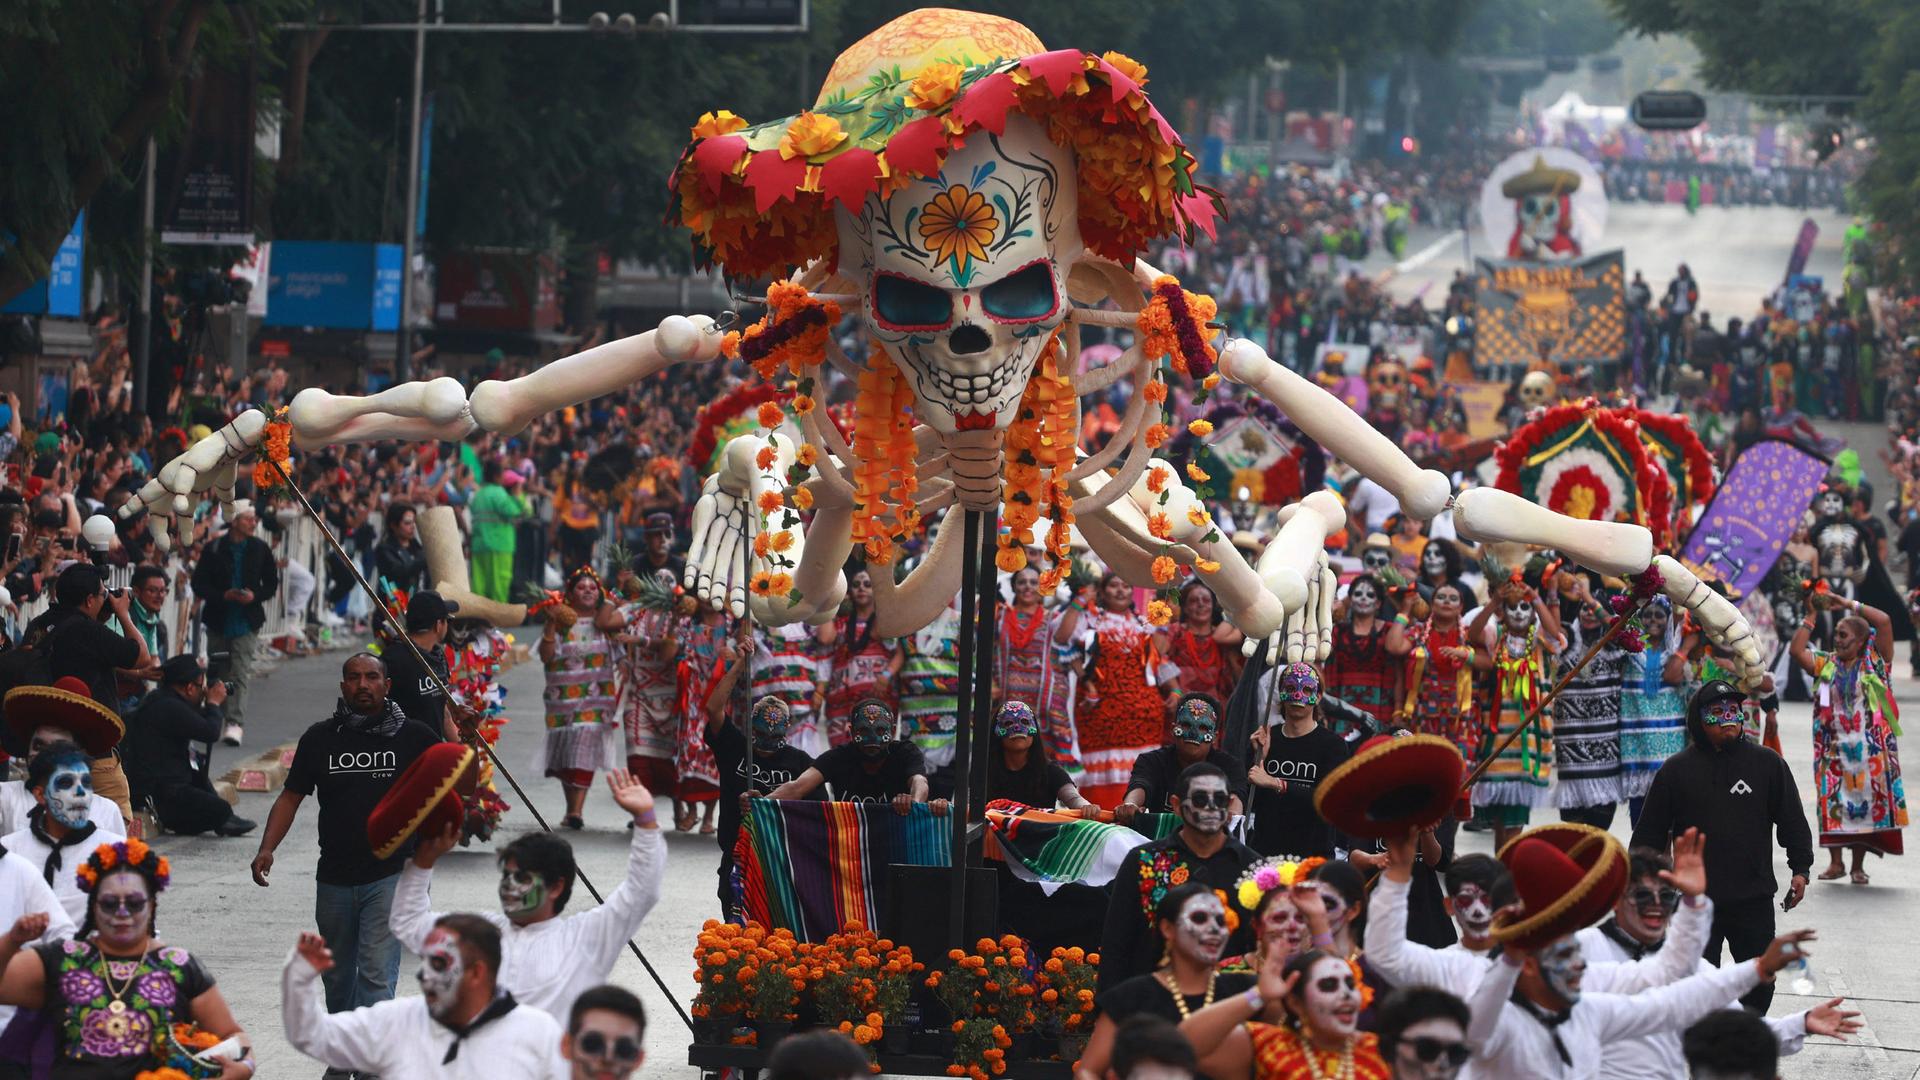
[1246,662,1352,858]
[252,651,443,1015]
[631,513,685,587]
[383,590,471,740]
[1116,694,1245,823]
[767,699,944,814]
[33,562,151,717]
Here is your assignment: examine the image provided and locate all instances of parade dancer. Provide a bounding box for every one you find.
[1465,579,1564,851]
[996,566,1077,776]
[1244,664,1349,859]
[1620,599,1688,824]
[751,621,828,757]
[539,568,626,830]
[1552,578,1631,830]
[1399,582,1477,760]
[1119,695,1247,825]
[1323,574,1410,741]
[615,570,683,819]
[1059,573,1171,808]
[1,742,125,925]
[708,625,821,918]
[1176,945,1390,1079]
[671,601,730,834]
[821,570,901,748]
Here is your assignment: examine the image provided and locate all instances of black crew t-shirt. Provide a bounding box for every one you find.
[1125,746,1248,814]
[383,644,448,734]
[813,742,927,803]
[986,755,1073,808]
[1248,723,1352,857]
[712,721,819,852]
[284,714,443,885]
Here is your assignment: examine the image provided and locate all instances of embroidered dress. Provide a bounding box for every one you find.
[752,623,827,757]
[824,614,896,748]
[538,619,619,778]
[674,616,729,801]
[1619,648,1688,798]
[1076,609,1164,808]
[1812,649,1908,856]
[899,605,962,769]
[1325,621,1398,738]
[1403,621,1476,760]
[996,604,1078,775]
[1246,1023,1390,1080]
[618,605,679,766]
[1168,624,1235,704]
[1553,622,1629,810]
[1473,625,1554,811]
[37,939,213,1076]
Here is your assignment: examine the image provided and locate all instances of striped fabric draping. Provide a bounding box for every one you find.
[734,799,950,940]
[984,802,1180,894]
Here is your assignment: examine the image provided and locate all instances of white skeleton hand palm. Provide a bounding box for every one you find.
[121,410,268,550]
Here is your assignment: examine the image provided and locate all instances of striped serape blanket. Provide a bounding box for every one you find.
[734,799,950,941]
[984,801,1180,895]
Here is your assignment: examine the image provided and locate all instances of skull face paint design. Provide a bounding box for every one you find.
[1421,543,1451,579]
[1171,697,1219,745]
[499,864,548,920]
[1537,937,1586,1004]
[45,765,93,830]
[993,701,1039,739]
[1448,883,1494,941]
[1361,548,1393,574]
[1169,892,1230,967]
[1348,579,1382,616]
[1502,598,1536,631]
[750,696,793,752]
[1278,663,1322,708]
[418,929,467,1021]
[1297,955,1362,1038]
[1258,893,1309,956]
[836,115,1083,433]
[1179,775,1231,835]
[93,870,152,953]
[1816,491,1846,520]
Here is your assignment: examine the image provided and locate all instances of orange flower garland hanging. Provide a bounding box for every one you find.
[252,409,294,489]
[851,345,918,565]
[721,281,841,380]
[998,332,1077,588]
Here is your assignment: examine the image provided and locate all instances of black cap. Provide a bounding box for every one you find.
[645,511,673,534]
[1688,679,1745,720]
[405,589,460,630]
[161,655,205,686]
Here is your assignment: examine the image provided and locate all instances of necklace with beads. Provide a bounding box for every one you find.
[1302,1033,1357,1080]
[1158,968,1216,1021]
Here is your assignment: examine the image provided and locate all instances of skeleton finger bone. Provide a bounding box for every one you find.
[123,410,268,548]
[1652,555,1767,690]
[468,314,722,437]
[1257,490,1345,615]
[1316,562,1337,663]
[1453,488,1654,578]
[1219,337,1451,519]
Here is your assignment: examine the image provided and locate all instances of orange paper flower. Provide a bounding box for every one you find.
[1145,423,1171,449]
[1187,419,1214,437]
[906,62,964,110]
[791,394,816,416]
[793,486,816,511]
[758,490,786,514]
[1186,463,1210,483]
[1143,379,1168,404]
[758,402,786,429]
[692,110,749,139]
[1196,557,1222,574]
[919,185,999,270]
[780,112,847,160]
[1145,467,1169,494]
[795,444,818,468]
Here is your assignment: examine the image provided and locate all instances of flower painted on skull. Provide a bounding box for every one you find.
[917,184,999,279]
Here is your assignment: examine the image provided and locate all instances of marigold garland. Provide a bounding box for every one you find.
[851,345,918,565]
[720,281,842,380]
[252,409,294,489]
[1138,275,1220,379]
[999,332,1077,585]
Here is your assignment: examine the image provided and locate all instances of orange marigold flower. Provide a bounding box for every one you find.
[1187,507,1209,528]
[1145,467,1170,494]
[795,444,818,468]
[758,490,785,514]
[769,530,795,553]
[1147,599,1174,626]
[755,446,778,471]
[757,402,785,429]
[692,110,748,139]
[753,533,773,558]
[996,546,1028,573]
[767,573,794,596]
[1203,373,1222,390]
[779,111,847,160]
[1187,419,1214,437]
[1145,423,1172,448]
[1143,379,1168,404]
[1151,555,1177,585]
[791,394,816,416]
[1147,511,1172,539]
[1186,463,1210,483]
[1196,557,1222,574]
[792,486,815,510]
[1101,51,1149,86]
[905,61,964,111]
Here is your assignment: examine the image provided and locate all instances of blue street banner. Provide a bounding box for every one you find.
[264,241,404,329]
[2,211,85,318]
[1678,438,1829,598]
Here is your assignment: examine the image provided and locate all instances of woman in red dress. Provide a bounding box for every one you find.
[1324,573,1410,740]
[1178,946,1388,1079]
[1398,581,1479,759]
[1168,580,1244,715]
[823,568,902,747]
[1056,573,1171,807]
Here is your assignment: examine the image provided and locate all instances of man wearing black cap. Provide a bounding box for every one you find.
[1631,680,1813,1011]
[631,512,683,586]
[124,656,257,836]
[384,590,471,741]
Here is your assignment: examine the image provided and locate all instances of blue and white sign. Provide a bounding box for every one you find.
[2,212,85,317]
[265,241,404,329]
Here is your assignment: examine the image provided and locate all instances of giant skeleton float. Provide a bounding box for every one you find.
[123,8,1765,1071]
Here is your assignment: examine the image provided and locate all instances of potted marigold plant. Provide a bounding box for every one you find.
[927,935,1038,1071]
[691,920,759,1043]
[1034,946,1099,1062]
[744,928,805,1046]
[871,935,920,1054]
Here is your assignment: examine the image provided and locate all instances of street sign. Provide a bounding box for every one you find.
[1630,90,1707,132]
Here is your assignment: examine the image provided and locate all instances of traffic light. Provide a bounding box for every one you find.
[1630,90,1707,132]
[1399,136,1419,155]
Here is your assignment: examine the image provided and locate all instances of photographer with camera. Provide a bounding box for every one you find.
[124,655,255,837]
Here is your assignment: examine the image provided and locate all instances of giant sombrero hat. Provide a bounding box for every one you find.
[1494,400,1671,546]
[419,506,526,627]
[1313,734,1464,841]
[1500,155,1582,199]
[4,677,125,757]
[668,7,1221,279]
[367,743,479,860]
[1490,822,1628,951]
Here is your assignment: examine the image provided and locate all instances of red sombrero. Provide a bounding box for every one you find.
[668,8,1220,279]
[4,677,125,757]
[367,744,478,860]
[1313,734,1464,841]
[1490,823,1628,951]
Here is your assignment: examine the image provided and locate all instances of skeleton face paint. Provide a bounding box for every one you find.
[1537,937,1585,1004]
[1171,698,1219,745]
[92,870,151,952]
[1617,877,1680,943]
[1168,892,1230,967]
[1502,599,1536,631]
[1421,543,1450,578]
[418,929,467,1021]
[570,1009,645,1080]
[1179,776,1231,835]
[836,115,1083,434]
[850,701,896,751]
[1361,548,1392,574]
[1258,893,1309,956]
[44,765,93,829]
[1817,491,1845,519]
[1297,955,1362,1038]
[993,701,1039,739]
[750,696,793,752]
[1315,883,1352,934]
[499,863,549,921]
[1449,883,1494,942]
[1349,580,1381,616]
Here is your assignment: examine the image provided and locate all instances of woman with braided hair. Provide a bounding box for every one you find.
[0,839,252,1078]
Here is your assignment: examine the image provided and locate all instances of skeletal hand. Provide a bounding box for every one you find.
[121,410,267,551]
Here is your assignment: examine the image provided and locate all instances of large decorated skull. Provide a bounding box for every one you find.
[837,115,1083,434]
[1518,369,1557,410]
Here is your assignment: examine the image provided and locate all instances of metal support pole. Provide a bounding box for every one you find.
[948,509,982,945]
[132,138,157,418]
[396,0,427,383]
[966,507,998,856]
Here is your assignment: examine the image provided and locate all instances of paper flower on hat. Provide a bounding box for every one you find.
[1234,855,1327,913]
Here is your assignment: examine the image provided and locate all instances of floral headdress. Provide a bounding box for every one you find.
[75,839,170,895]
[1234,856,1326,913]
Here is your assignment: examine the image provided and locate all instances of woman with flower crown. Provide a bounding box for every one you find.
[1220,864,1332,975]
[1178,939,1389,1080]
[0,839,251,1078]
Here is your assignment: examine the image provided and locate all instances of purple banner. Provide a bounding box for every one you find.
[1784,218,1819,283]
[1679,439,1829,597]
[1754,125,1777,169]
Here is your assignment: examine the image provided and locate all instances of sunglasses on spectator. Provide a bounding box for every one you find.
[1627,886,1681,912]
[575,1031,641,1062]
[97,895,148,916]
[1404,1037,1470,1066]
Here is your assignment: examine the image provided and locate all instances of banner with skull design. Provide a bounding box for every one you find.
[1471,252,1626,372]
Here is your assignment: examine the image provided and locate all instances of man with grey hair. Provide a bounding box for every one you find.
[191,499,278,745]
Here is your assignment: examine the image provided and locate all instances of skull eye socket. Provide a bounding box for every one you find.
[873,272,952,332]
[979,261,1058,323]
